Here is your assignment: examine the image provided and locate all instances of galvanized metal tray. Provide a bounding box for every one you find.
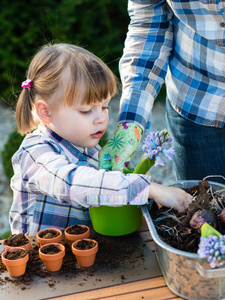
[142,180,225,300]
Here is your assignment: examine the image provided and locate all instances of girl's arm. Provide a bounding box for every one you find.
[12,143,151,208]
[12,140,192,213]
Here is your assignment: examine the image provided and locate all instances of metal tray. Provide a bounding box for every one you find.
[142,180,225,300]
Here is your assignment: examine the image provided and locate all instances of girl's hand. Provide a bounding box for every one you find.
[149,182,193,213]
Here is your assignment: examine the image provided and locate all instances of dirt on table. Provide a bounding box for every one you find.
[150,180,225,253]
[0,231,145,290]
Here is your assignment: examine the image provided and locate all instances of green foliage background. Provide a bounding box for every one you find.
[1,0,130,182]
[0,0,129,105]
[1,0,166,183]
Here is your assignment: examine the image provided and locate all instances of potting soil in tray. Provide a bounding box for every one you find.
[0,230,161,300]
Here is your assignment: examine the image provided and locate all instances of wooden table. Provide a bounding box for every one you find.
[51,220,184,300]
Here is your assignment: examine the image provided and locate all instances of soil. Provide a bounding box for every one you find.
[39,229,60,239]
[0,231,145,290]
[5,249,27,260]
[4,233,29,247]
[74,239,96,250]
[150,180,225,253]
[66,224,88,235]
[40,244,61,254]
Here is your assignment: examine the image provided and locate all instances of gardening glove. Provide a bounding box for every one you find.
[99,122,143,171]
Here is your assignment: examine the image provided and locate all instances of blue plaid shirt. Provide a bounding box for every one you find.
[10,124,151,235]
[119,0,225,130]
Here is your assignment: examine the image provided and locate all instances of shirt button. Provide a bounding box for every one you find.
[220,22,225,28]
[135,196,141,203]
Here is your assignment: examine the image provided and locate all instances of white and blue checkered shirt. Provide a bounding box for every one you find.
[119,0,225,129]
[10,124,151,235]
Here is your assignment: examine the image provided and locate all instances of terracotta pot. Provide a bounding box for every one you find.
[72,239,98,267]
[36,228,62,246]
[65,225,90,246]
[1,247,29,277]
[39,243,65,272]
[4,237,31,251]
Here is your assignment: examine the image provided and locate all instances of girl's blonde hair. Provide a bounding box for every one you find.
[16,43,118,135]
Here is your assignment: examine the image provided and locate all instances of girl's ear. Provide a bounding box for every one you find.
[35,100,51,124]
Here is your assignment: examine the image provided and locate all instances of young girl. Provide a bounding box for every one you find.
[10,43,192,235]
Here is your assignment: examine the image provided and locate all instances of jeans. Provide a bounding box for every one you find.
[166,98,225,184]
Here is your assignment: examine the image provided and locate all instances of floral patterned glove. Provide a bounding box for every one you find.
[99,122,143,171]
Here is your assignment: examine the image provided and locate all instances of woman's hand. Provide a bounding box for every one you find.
[99,122,142,171]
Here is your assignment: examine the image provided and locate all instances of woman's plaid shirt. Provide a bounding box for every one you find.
[119,0,225,130]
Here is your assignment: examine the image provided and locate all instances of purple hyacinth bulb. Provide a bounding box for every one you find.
[220,208,225,225]
[190,210,216,230]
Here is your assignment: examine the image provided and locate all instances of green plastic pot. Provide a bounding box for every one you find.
[89,205,143,236]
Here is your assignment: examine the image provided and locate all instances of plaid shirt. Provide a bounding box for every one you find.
[10,124,151,235]
[119,0,225,130]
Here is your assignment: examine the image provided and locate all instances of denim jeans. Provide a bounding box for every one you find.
[166,98,225,184]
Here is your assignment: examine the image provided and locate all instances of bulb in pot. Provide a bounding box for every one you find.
[220,208,225,225]
[189,210,216,229]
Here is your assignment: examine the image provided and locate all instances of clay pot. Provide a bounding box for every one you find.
[4,236,31,251]
[39,243,65,272]
[1,247,29,277]
[36,228,62,246]
[65,224,90,246]
[72,239,98,267]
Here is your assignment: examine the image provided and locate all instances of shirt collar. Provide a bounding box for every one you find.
[42,124,86,154]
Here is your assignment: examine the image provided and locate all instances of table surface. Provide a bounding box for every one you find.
[0,220,184,300]
[49,220,184,300]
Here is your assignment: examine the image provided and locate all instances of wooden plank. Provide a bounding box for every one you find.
[50,277,169,300]
[146,241,156,252]
[138,220,149,232]
[139,231,153,242]
[97,286,183,300]
[138,223,156,252]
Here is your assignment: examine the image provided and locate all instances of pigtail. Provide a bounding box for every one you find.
[16,43,118,136]
[16,89,38,135]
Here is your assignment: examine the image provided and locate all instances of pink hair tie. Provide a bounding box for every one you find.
[21,79,32,89]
